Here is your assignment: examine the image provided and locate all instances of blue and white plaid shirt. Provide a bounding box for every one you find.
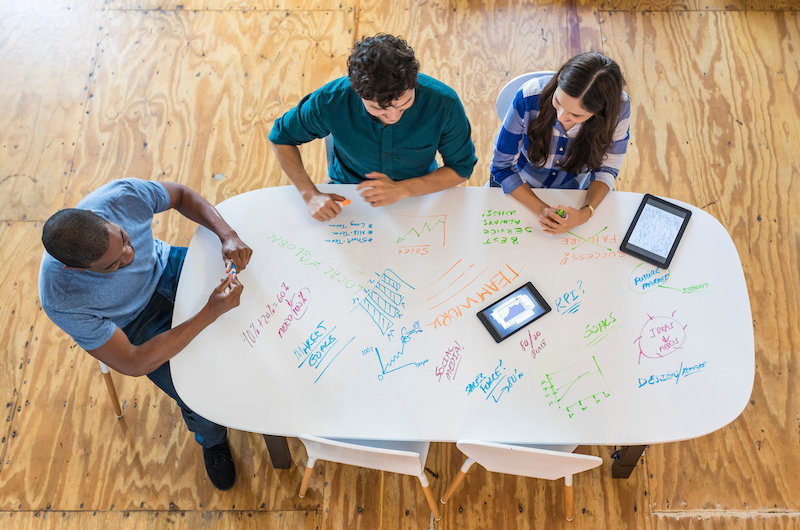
[490,74,631,193]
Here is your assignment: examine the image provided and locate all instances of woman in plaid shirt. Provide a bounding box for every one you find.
[490,52,631,235]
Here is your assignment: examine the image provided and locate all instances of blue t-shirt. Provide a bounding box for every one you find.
[38,179,172,350]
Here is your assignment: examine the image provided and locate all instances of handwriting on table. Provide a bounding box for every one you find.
[520,329,547,359]
[435,340,464,382]
[635,311,687,364]
[426,263,522,329]
[559,251,625,265]
[326,221,374,244]
[584,311,622,347]
[240,282,292,347]
[554,279,585,315]
[295,321,354,383]
[628,264,670,293]
[265,230,366,295]
[277,287,311,338]
[465,359,524,403]
[638,361,707,387]
[481,209,535,245]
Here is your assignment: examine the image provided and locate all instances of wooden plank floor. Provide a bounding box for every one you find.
[0,0,798,528]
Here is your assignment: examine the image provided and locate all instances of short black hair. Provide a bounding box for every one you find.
[42,209,110,268]
[347,34,420,108]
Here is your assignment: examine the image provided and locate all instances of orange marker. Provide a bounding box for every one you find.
[341,199,351,206]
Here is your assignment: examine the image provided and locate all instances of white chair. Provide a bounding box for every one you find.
[98,360,123,418]
[298,434,441,521]
[495,71,556,121]
[440,440,602,522]
[324,134,333,167]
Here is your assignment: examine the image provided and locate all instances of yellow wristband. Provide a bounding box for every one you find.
[583,204,595,218]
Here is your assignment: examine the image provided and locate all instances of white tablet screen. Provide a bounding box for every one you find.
[627,203,686,259]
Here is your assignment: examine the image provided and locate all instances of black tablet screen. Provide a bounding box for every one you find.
[477,282,550,342]
[622,195,691,267]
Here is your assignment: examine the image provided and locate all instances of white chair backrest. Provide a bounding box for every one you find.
[324,134,333,167]
[495,71,557,122]
[457,440,602,481]
[298,435,429,477]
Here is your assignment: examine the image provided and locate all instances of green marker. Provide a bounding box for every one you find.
[556,209,567,218]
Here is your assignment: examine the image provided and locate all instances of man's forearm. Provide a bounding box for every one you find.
[401,166,466,198]
[270,142,319,201]
[163,183,238,242]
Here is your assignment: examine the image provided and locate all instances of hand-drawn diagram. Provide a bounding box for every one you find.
[364,321,427,380]
[541,356,610,418]
[355,269,414,340]
[635,311,687,363]
[393,213,446,255]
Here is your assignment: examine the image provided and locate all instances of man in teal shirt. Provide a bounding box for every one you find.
[269,34,478,221]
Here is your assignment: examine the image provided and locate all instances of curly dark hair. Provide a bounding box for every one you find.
[527,52,626,175]
[347,34,420,108]
[42,209,110,268]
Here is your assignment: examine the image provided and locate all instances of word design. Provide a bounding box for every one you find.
[480,209,535,245]
[584,311,622,347]
[326,221,374,245]
[265,230,366,296]
[426,262,522,329]
[357,269,414,339]
[638,361,707,387]
[240,282,300,347]
[554,280,585,315]
[635,311,687,363]
[435,340,464,382]
[520,329,547,359]
[362,322,427,380]
[540,356,610,418]
[294,321,354,383]
[628,264,670,293]
[465,359,524,403]
[559,251,625,266]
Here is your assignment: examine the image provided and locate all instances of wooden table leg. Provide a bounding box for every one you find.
[611,445,647,478]
[263,434,292,469]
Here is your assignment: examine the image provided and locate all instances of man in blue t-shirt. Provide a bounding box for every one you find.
[269,34,477,222]
[39,178,252,491]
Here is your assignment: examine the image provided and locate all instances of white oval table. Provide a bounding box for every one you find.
[172,185,754,476]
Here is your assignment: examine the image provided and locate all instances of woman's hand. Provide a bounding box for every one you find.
[539,205,591,234]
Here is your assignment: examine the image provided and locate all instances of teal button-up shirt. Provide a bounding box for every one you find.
[269,74,477,184]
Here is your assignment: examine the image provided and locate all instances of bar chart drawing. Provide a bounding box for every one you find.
[541,355,610,418]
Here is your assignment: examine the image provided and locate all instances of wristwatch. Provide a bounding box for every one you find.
[582,204,595,218]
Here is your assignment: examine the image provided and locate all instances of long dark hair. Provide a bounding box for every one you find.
[526,52,625,175]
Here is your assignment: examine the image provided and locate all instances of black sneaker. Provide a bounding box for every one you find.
[202,439,236,491]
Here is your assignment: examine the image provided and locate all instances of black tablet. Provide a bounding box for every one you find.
[620,194,692,268]
[477,282,551,343]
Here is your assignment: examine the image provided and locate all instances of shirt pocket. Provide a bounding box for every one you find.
[395,145,438,175]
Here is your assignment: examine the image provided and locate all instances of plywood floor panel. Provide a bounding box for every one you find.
[0,510,322,530]
[651,516,800,529]
[358,0,602,187]
[603,9,800,514]
[0,313,312,511]
[64,8,353,211]
[109,0,356,10]
[0,5,106,222]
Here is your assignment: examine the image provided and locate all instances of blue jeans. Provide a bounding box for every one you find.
[121,246,227,448]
